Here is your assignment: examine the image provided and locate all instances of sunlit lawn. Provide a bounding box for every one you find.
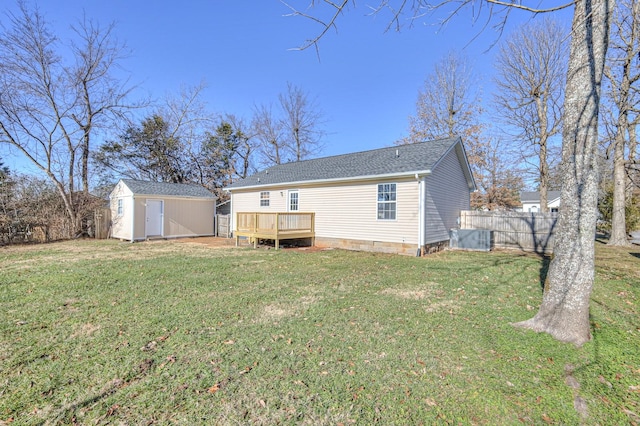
[0,239,638,425]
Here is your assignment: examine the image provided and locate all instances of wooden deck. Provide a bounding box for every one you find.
[235,212,315,249]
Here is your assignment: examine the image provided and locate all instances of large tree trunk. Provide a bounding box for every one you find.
[609,127,630,245]
[629,124,637,197]
[514,0,613,347]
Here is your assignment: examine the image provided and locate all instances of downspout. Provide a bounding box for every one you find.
[417,175,427,256]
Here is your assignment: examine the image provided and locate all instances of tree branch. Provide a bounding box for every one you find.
[485,0,576,14]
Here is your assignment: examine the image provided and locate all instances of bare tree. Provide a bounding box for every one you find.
[602,0,640,245]
[253,83,326,166]
[0,3,137,237]
[252,103,287,166]
[287,0,611,346]
[402,51,481,144]
[493,17,567,212]
[224,114,258,179]
[279,82,326,161]
[69,17,139,195]
[398,51,489,206]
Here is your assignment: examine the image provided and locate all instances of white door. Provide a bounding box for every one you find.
[146,200,163,237]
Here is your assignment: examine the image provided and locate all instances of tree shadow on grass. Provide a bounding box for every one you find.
[537,255,552,292]
[509,214,555,293]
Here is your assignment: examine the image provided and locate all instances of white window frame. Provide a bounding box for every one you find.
[377,183,397,220]
[117,198,123,216]
[288,190,299,212]
[260,191,270,207]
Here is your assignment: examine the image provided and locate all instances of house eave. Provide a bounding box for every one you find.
[225,170,433,192]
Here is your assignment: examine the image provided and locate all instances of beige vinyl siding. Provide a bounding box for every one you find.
[133,198,147,240]
[164,198,215,237]
[232,189,288,212]
[132,197,214,240]
[232,179,419,245]
[424,147,471,244]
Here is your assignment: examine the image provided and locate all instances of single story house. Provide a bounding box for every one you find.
[225,137,476,255]
[109,179,216,242]
[520,191,561,213]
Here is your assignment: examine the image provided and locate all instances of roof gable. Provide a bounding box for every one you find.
[117,179,215,199]
[227,137,472,190]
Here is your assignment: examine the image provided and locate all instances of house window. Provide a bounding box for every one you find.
[260,191,270,207]
[377,183,396,220]
[289,191,299,211]
[117,199,123,216]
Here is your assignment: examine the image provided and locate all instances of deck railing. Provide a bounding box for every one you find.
[235,212,315,249]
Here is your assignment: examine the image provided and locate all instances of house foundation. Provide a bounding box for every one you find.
[315,237,419,256]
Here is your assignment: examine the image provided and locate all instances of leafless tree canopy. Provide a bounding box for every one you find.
[0,2,139,237]
[402,51,481,143]
[493,17,568,211]
[253,83,326,166]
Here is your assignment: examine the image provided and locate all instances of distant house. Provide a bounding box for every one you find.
[226,137,476,255]
[520,191,561,213]
[109,179,216,242]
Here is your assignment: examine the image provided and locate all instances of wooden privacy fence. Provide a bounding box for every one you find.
[460,210,557,254]
[235,212,315,249]
[93,207,111,239]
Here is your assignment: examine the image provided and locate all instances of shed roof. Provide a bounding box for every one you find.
[120,179,215,199]
[520,191,562,203]
[227,137,474,190]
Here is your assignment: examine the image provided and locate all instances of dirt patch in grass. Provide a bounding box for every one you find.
[71,323,101,338]
[260,304,291,321]
[257,296,321,323]
[380,287,435,300]
[174,236,237,248]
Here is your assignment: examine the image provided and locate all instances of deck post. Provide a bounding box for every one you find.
[311,212,315,247]
[253,213,258,249]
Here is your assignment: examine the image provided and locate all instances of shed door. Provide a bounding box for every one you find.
[146,200,163,237]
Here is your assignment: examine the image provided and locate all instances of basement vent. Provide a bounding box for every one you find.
[450,229,494,251]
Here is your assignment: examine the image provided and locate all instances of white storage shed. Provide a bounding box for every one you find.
[109,179,216,242]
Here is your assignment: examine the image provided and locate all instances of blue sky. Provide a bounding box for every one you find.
[1,1,574,175]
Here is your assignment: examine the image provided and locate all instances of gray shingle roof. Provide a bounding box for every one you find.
[520,191,561,203]
[121,179,215,198]
[227,137,464,190]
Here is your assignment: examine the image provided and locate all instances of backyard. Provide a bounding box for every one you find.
[0,239,638,425]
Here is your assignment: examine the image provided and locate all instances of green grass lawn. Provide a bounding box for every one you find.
[1,239,638,425]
